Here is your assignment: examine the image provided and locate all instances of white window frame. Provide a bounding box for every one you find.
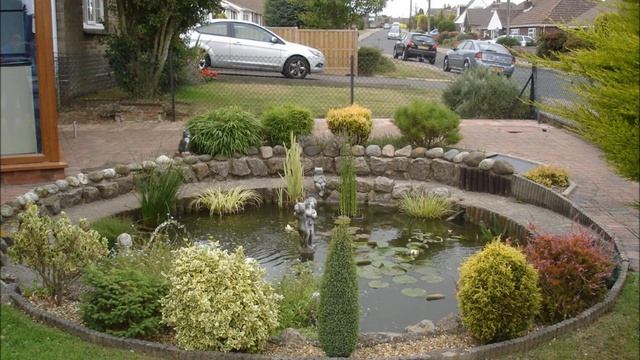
[243,12,250,21]
[83,0,105,32]
[510,28,519,35]
[527,27,536,39]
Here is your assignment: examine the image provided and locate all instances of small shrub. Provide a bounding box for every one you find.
[318,217,359,357]
[81,256,169,338]
[399,192,454,219]
[393,100,461,147]
[442,67,529,119]
[326,104,372,145]
[162,244,279,352]
[9,204,108,304]
[275,263,320,330]
[186,106,263,156]
[523,165,570,188]
[497,36,521,47]
[457,240,541,343]
[282,133,305,205]
[338,145,358,218]
[525,230,614,323]
[436,19,456,32]
[91,217,135,250]
[536,31,587,59]
[194,187,262,217]
[358,47,383,76]
[261,105,314,147]
[135,166,183,227]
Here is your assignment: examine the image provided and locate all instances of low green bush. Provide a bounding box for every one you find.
[326,104,372,145]
[10,204,109,304]
[162,244,279,352]
[442,67,529,119]
[357,47,396,76]
[457,240,541,343]
[536,31,587,59]
[275,263,320,330]
[81,258,168,339]
[91,217,135,250]
[261,105,313,147]
[135,166,183,227]
[399,192,454,219]
[497,36,521,47]
[525,230,614,324]
[523,165,570,188]
[318,217,359,357]
[186,106,263,156]
[393,100,461,147]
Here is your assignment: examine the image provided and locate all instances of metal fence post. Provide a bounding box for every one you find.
[350,54,355,105]
[530,64,537,120]
[170,50,176,122]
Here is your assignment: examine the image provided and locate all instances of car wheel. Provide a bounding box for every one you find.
[393,48,398,59]
[418,57,424,62]
[402,49,408,61]
[284,56,309,79]
[463,60,470,71]
[428,57,436,65]
[443,56,451,72]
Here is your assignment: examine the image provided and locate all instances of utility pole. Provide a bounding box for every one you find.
[427,0,431,31]
[506,0,511,36]
[409,0,413,30]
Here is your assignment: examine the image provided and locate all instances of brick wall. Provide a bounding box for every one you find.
[55,0,116,104]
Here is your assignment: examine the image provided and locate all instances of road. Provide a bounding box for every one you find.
[359,29,577,103]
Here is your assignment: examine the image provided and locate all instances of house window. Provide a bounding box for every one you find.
[83,0,104,32]
[528,27,536,38]
[510,28,519,35]
[243,13,250,21]
[228,10,237,20]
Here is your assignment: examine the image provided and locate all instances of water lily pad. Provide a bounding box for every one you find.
[348,226,360,235]
[368,280,390,289]
[392,274,418,284]
[375,247,394,256]
[414,267,438,275]
[376,241,390,249]
[420,274,444,283]
[393,260,415,271]
[355,234,370,241]
[426,293,446,301]
[391,246,411,254]
[358,266,382,279]
[380,266,406,276]
[401,288,427,297]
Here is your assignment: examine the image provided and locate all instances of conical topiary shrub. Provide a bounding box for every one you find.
[318,216,359,357]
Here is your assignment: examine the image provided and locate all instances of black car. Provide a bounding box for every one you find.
[392,33,437,64]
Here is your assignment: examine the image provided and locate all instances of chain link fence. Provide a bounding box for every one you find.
[55,53,116,106]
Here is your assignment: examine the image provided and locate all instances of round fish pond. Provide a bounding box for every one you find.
[163,203,487,333]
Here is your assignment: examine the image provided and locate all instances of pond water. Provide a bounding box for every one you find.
[178,204,486,332]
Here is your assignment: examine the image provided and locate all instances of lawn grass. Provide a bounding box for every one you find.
[0,305,156,360]
[175,81,442,118]
[380,59,452,81]
[0,273,637,359]
[499,271,639,360]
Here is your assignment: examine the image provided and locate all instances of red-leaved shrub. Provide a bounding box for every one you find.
[524,229,614,324]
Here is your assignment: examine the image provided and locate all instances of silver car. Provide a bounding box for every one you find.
[442,40,515,78]
[387,25,401,40]
[187,20,325,79]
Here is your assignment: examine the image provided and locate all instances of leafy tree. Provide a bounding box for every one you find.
[436,19,455,32]
[416,14,428,31]
[264,0,305,27]
[105,0,219,98]
[298,0,387,29]
[535,0,639,180]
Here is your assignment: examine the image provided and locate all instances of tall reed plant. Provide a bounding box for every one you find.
[135,166,183,227]
[281,133,304,205]
[339,144,358,217]
[193,187,262,217]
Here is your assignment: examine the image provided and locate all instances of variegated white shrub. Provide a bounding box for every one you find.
[161,243,279,352]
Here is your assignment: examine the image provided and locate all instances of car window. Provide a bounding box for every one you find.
[462,41,474,50]
[411,34,435,44]
[198,22,228,36]
[478,42,510,54]
[390,26,400,32]
[233,23,272,42]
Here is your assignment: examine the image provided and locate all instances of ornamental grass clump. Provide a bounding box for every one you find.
[399,191,454,219]
[261,104,314,147]
[457,239,541,343]
[186,106,263,156]
[135,166,183,227]
[193,187,262,217]
[281,133,305,205]
[393,100,461,148]
[162,244,279,352]
[318,216,359,357]
[9,204,109,304]
[326,104,372,145]
[523,165,570,188]
[525,230,614,324]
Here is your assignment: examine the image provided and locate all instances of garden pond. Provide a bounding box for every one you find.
[168,203,488,332]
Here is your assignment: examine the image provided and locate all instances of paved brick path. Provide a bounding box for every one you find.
[1,119,637,269]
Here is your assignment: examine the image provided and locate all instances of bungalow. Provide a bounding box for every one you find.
[509,0,608,39]
[216,0,265,25]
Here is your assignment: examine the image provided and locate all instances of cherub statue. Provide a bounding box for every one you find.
[294,197,317,249]
[313,167,327,197]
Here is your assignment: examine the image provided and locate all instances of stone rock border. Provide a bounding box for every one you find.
[0,142,630,359]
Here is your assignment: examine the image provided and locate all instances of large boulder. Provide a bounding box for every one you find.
[192,162,210,181]
[370,157,391,176]
[382,144,395,157]
[464,151,486,167]
[394,145,412,157]
[425,147,444,159]
[96,182,119,199]
[374,176,395,193]
[230,158,251,177]
[247,158,269,177]
[492,159,515,175]
[432,159,457,185]
[365,145,382,157]
[408,158,431,181]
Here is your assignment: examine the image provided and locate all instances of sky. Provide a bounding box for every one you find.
[382,0,524,17]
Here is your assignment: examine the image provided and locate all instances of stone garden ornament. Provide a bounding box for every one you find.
[313,167,327,197]
[294,197,317,257]
[178,129,191,154]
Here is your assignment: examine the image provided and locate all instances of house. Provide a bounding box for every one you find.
[456,1,526,37]
[485,2,526,38]
[454,8,493,34]
[509,0,608,39]
[217,0,265,25]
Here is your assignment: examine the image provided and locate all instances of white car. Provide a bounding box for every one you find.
[186,20,325,79]
[488,35,535,47]
[387,25,401,40]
